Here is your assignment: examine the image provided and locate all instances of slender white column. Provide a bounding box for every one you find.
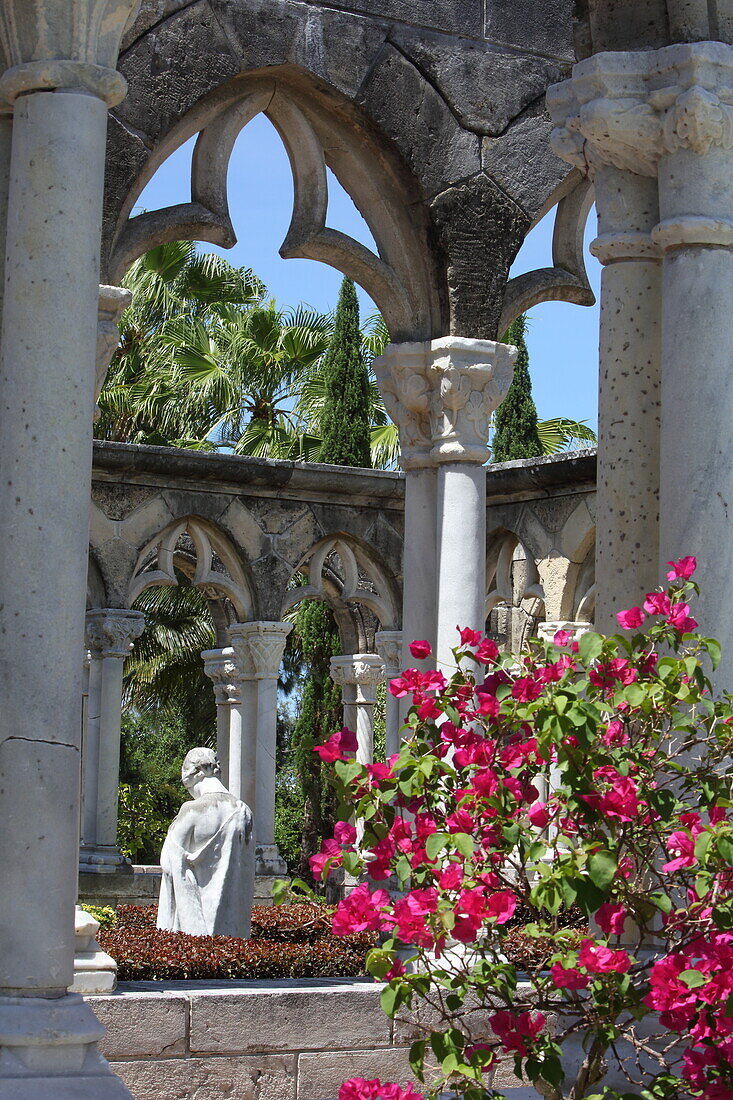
[373,346,437,672]
[429,339,516,670]
[80,609,144,872]
[375,630,403,756]
[0,3,140,1095]
[94,285,131,421]
[232,622,292,874]
[330,654,385,766]
[202,647,236,792]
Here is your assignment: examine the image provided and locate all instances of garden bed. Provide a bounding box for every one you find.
[98,903,377,981]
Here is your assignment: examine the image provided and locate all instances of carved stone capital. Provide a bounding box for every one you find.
[85,608,144,659]
[548,42,733,180]
[201,647,242,706]
[373,344,433,470]
[0,0,141,106]
[330,653,385,705]
[374,630,403,677]
[230,621,292,680]
[428,337,516,464]
[94,284,131,421]
[375,338,516,468]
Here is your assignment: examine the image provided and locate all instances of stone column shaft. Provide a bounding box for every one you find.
[231,622,292,875]
[591,170,662,630]
[375,630,403,757]
[202,644,258,810]
[0,89,110,990]
[80,610,144,872]
[330,654,385,767]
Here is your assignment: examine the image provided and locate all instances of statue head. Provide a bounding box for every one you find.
[181,747,221,795]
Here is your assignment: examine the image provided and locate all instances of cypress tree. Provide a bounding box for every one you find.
[492,313,542,462]
[319,276,372,469]
[287,277,376,883]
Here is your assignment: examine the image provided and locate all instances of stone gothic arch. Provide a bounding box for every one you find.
[129,515,256,633]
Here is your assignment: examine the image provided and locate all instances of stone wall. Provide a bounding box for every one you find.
[89,978,529,1099]
[89,441,597,645]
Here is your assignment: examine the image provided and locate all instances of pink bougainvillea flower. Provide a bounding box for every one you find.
[393,888,439,948]
[490,1010,546,1057]
[550,963,589,990]
[602,719,629,747]
[536,660,567,683]
[313,727,358,762]
[310,838,342,881]
[578,939,631,974]
[334,821,357,846]
[409,639,432,659]
[475,689,500,717]
[475,638,500,664]
[595,774,641,821]
[553,628,572,646]
[662,830,698,873]
[457,626,482,647]
[595,903,627,936]
[666,555,697,581]
[511,677,543,702]
[438,862,464,891]
[616,606,645,630]
[332,884,391,936]
[485,890,517,924]
[589,658,639,691]
[339,1080,424,1100]
[528,801,551,829]
[666,602,698,633]
[446,808,475,834]
[644,591,671,616]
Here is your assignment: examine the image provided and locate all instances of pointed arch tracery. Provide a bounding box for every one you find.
[129,515,255,622]
[107,70,443,342]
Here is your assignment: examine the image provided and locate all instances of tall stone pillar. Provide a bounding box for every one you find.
[202,640,258,809]
[374,346,437,672]
[232,622,291,875]
[95,285,131,420]
[202,647,236,792]
[80,609,144,873]
[429,339,516,670]
[375,630,403,757]
[549,81,663,630]
[652,45,733,680]
[548,43,733,675]
[330,654,386,766]
[0,3,143,1096]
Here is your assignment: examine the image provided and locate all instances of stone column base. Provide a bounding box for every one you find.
[255,844,287,877]
[0,993,132,1099]
[70,907,117,995]
[79,845,131,875]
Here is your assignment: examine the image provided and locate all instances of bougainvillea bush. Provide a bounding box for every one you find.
[99,903,376,981]
[310,558,733,1100]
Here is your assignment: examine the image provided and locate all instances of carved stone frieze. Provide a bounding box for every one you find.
[231,622,292,680]
[330,653,385,705]
[372,344,433,470]
[201,647,243,706]
[374,630,403,676]
[85,607,144,659]
[548,42,733,179]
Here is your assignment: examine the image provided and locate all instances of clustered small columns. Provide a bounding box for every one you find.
[548,42,733,666]
[202,621,292,875]
[0,1,144,1095]
[374,337,516,674]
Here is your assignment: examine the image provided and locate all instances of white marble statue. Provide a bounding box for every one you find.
[157,747,255,938]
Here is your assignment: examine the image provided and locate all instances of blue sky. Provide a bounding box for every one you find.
[137,114,601,430]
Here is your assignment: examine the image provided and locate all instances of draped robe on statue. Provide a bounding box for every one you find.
[158,790,254,938]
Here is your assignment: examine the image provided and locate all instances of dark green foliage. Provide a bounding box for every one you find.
[100,904,376,981]
[492,313,543,463]
[290,599,342,882]
[118,710,196,862]
[318,277,372,469]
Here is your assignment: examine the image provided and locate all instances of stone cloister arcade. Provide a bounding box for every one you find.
[0,0,732,1095]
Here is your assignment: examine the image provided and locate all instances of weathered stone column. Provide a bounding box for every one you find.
[232,622,292,874]
[95,285,131,420]
[548,43,733,672]
[375,630,403,756]
[652,45,733,679]
[0,3,142,1096]
[374,346,437,672]
[202,647,236,792]
[549,79,663,631]
[330,654,386,766]
[80,609,144,873]
[429,339,516,670]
